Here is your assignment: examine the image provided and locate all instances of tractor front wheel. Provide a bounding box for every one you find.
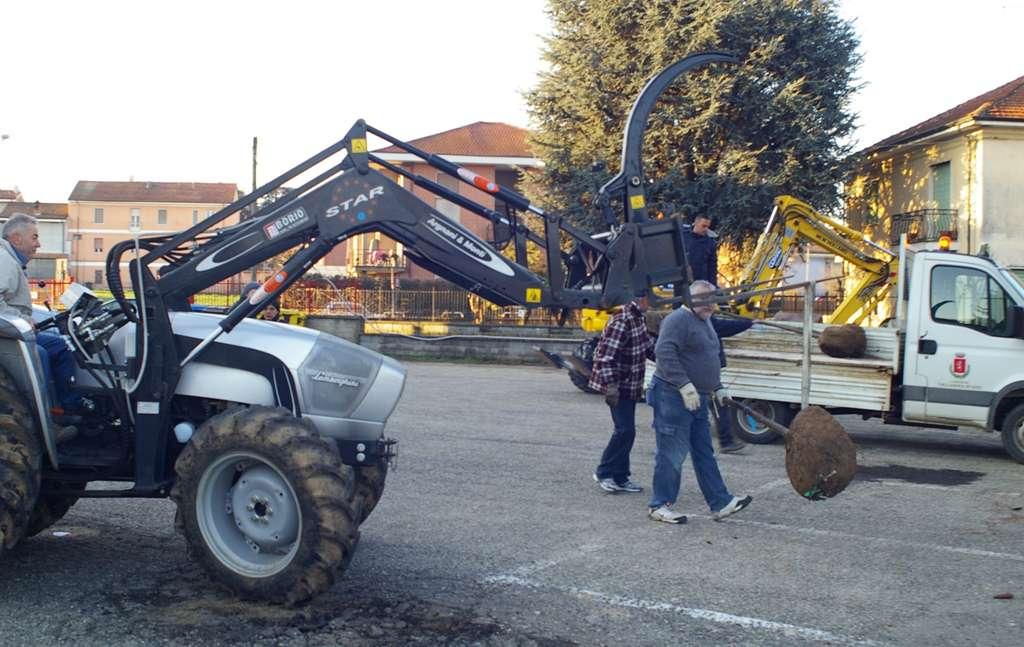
[171,406,360,605]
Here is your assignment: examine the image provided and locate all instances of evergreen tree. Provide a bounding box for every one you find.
[525,0,861,243]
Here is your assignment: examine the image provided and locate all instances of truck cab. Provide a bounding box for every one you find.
[900,249,1024,461]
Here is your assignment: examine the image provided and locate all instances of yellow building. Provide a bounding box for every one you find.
[67,181,238,287]
[847,75,1024,268]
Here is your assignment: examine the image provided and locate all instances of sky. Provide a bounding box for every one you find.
[1,0,1022,203]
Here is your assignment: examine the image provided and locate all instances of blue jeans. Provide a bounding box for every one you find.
[36,331,81,410]
[595,398,637,484]
[647,376,733,512]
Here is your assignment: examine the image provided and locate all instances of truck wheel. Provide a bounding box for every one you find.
[730,399,793,444]
[569,337,599,394]
[1001,404,1024,464]
[26,481,86,537]
[171,406,359,605]
[354,461,387,523]
[0,380,42,557]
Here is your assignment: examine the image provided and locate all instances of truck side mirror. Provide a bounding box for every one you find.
[1008,305,1024,339]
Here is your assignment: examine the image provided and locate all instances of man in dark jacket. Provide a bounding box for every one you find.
[710,316,754,453]
[683,215,718,284]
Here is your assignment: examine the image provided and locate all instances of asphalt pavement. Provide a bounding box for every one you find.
[1,361,1022,646]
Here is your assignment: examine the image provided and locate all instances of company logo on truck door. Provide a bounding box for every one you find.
[263,207,309,239]
[424,216,514,276]
[325,186,384,218]
[950,352,970,378]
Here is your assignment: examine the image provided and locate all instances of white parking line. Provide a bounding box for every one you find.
[751,478,791,494]
[689,515,1024,562]
[858,479,965,491]
[482,573,883,646]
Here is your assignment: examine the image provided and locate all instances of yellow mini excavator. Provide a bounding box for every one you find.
[734,194,897,325]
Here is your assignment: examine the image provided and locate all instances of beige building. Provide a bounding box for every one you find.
[67,181,238,287]
[318,122,542,281]
[846,75,1024,268]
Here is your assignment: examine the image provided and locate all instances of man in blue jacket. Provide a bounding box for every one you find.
[683,214,718,284]
[710,316,753,453]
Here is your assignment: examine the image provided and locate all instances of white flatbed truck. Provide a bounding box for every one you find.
[723,247,1024,464]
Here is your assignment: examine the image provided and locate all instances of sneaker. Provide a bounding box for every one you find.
[593,473,622,493]
[719,440,747,454]
[616,479,644,493]
[648,505,687,524]
[713,495,753,521]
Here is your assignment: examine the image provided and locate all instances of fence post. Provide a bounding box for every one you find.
[802,282,813,410]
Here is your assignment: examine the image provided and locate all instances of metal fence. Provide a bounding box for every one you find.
[33,277,840,326]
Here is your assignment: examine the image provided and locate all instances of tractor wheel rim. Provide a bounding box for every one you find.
[196,451,301,578]
[1015,418,1024,448]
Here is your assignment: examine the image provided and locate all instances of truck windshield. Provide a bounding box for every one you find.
[1000,269,1024,302]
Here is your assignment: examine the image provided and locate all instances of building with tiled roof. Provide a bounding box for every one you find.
[67,180,239,288]
[375,122,539,163]
[322,122,541,283]
[847,75,1024,268]
[0,188,22,202]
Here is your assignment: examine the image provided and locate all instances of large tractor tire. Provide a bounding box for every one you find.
[26,480,86,537]
[0,375,43,558]
[171,406,360,606]
[569,337,600,394]
[353,460,387,523]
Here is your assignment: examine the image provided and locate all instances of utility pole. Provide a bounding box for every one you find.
[250,136,258,282]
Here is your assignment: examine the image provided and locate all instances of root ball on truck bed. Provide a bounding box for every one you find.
[818,324,867,358]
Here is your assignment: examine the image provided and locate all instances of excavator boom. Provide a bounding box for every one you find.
[735,195,897,325]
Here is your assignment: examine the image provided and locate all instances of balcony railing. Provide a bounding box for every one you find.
[889,209,958,245]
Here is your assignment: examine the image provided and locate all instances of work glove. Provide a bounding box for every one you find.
[604,382,620,407]
[680,382,700,411]
[714,387,730,408]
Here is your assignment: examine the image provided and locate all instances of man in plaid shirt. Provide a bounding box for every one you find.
[588,297,655,493]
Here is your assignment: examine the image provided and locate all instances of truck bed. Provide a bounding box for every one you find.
[721,324,901,412]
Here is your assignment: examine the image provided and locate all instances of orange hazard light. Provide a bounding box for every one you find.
[938,234,953,251]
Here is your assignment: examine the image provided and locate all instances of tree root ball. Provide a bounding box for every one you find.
[785,406,857,500]
[819,324,867,358]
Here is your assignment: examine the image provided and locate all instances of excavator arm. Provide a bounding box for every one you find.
[735,195,897,325]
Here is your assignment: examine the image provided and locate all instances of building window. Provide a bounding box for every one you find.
[434,172,461,223]
[931,161,951,211]
[158,208,168,225]
[130,208,141,229]
[93,207,104,224]
[206,209,214,219]
[93,238,104,253]
[94,270,104,285]
[193,209,199,224]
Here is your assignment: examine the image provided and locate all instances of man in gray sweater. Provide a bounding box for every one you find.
[1,213,85,417]
[646,280,752,524]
